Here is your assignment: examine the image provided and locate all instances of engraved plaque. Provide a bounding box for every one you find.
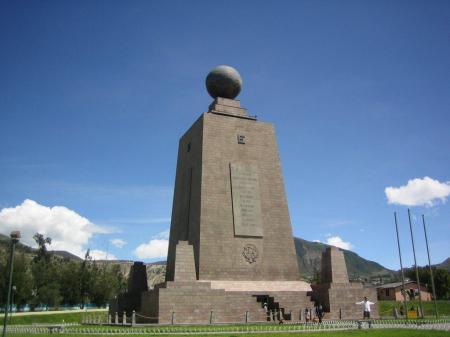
[230,163,263,237]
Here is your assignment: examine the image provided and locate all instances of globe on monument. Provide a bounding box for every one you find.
[205,65,242,99]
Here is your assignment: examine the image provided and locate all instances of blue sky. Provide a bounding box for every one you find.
[0,0,449,270]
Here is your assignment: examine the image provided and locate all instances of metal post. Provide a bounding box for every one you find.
[2,231,20,337]
[407,209,423,318]
[394,212,409,320]
[422,214,438,318]
[9,286,16,324]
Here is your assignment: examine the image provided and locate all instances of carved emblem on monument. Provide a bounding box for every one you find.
[242,244,259,264]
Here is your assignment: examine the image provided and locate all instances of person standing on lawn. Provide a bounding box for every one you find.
[355,296,375,319]
[315,303,324,323]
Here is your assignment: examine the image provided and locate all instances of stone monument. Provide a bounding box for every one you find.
[137,65,312,323]
[110,65,378,323]
[312,247,379,319]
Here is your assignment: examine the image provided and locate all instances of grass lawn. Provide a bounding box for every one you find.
[0,310,105,325]
[379,300,450,317]
[7,330,450,337]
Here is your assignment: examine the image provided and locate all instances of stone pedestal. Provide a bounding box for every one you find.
[312,247,378,319]
[139,238,312,324]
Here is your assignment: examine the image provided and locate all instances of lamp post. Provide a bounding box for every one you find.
[2,231,21,337]
[8,286,16,324]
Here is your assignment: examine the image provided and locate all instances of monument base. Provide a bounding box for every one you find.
[139,280,313,324]
[312,283,378,319]
[312,247,379,320]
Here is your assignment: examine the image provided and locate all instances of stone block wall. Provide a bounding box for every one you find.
[174,241,197,281]
[140,280,314,324]
[321,247,349,284]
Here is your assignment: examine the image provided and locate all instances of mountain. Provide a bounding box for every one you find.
[293,237,394,280]
[0,233,82,261]
[435,258,450,271]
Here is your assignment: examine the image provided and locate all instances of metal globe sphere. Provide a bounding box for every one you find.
[205,65,242,99]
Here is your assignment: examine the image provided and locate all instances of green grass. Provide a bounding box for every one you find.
[6,330,450,337]
[0,311,104,325]
[379,300,450,317]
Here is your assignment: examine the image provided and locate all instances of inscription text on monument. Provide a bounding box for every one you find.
[230,163,263,237]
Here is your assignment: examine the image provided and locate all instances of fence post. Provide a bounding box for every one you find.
[245,311,249,323]
[108,314,111,324]
[122,311,126,325]
[132,311,136,326]
[339,307,342,319]
[114,312,118,324]
[171,311,175,325]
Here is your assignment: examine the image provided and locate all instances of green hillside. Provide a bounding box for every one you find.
[294,237,395,280]
[437,258,450,271]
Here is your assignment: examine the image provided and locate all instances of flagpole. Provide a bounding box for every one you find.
[394,212,408,320]
[422,214,438,318]
[408,208,424,318]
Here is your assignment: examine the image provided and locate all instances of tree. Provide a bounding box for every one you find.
[30,233,61,310]
[89,264,127,307]
[32,233,52,263]
[58,260,82,306]
[434,268,450,299]
[79,249,94,309]
[405,266,450,300]
[9,253,33,311]
[0,250,7,309]
[310,266,321,284]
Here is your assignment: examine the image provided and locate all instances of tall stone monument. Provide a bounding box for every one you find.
[138,65,312,323]
[110,65,378,323]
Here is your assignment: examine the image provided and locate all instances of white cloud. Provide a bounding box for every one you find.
[313,240,321,243]
[134,239,168,259]
[110,238,126,248]
[326,236,353,250]
[385,176,450,207]
[0,199,111,258]
[90,249,117,261]
[152,228,170,240]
